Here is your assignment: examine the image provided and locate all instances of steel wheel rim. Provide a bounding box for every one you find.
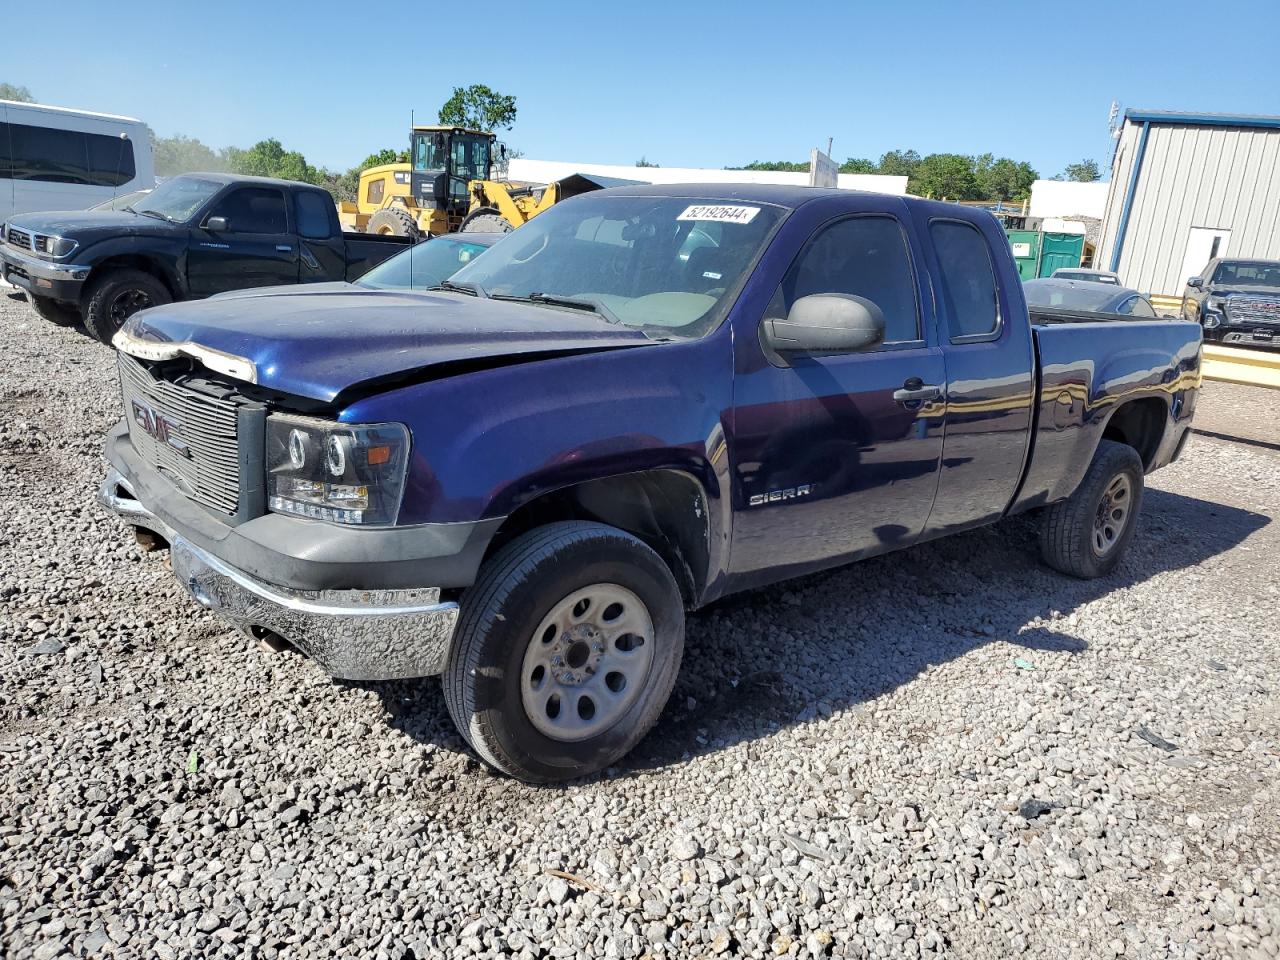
[1093,473,1132,556]
[109,288,152,326]
[520,583,655,742]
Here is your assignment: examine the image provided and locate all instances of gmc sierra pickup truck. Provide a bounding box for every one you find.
[0,173,410,344]
[1181,257,1280,346]
[98,184,1202,782]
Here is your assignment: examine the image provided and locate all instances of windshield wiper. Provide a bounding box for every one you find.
[135,209,175,223]
[492,291,622,325]
[430,279,489,298]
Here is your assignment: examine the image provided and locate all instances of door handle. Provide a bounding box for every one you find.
[276,244,293,252]
[893,378,942,404]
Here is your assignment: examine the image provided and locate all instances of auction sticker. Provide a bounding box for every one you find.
[677,205,761,224]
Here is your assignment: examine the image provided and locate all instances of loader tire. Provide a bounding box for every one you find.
[459,208,512,234]
[368,207,421,240]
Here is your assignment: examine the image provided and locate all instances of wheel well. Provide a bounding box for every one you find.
[482,471,712,607]
[86,256,177,301]
[1102,398,1166,469]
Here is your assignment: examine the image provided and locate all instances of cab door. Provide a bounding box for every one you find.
[187,186,299,296]
[727,201,947,583]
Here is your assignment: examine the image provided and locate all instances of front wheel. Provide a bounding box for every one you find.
[1040,439,1144,579]
[443,521,684,782]
[82,269,171,345]
[458,207,513,233]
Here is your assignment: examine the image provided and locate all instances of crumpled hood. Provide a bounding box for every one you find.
[122,285,651,403]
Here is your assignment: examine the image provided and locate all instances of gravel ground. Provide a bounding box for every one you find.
[2,293,1279,960]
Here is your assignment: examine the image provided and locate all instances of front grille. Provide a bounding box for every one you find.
[1226,295,1280,327]
[6,227,32,250]
[118,355,243,514]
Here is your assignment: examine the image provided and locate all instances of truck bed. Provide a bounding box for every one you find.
[1013,317,1201,513]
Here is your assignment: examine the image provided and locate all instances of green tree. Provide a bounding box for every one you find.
[876,149,922,178]
[978,156,1038,201]
[0,82,34,102]
[1062,158,1100,182]
[225,138,318,183]
[840,157,877,174]
[438,84,518,131]
[361,147,408,168]
[911,153,980,199]
[727,160,809,172]
[151,133,229,177]
[636,156,659,167]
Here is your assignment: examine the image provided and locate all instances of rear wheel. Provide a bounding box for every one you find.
[82,269,171,346]
[367,207,421,240]
[443,521,684,782]
[30,295,80,327]
[1040,439,1144,578]
[459,208,512,234]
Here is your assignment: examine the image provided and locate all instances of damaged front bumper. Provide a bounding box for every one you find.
[98,469,459,680]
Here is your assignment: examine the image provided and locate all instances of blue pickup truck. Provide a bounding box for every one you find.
[99,184,1201,781]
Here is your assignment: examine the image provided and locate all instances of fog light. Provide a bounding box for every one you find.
[1203,313,1221,329]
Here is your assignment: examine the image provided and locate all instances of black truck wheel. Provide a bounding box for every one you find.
[1040,439,1145,579]
[30,295,81,327]
[443,521,684,782]
[83,269,171,345]
[367,207,421,240]
[459,208,512,233]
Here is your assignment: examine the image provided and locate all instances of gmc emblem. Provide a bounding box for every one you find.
[131,399,191,458]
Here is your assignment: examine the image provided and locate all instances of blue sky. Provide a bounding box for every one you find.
[6,0,1279,179]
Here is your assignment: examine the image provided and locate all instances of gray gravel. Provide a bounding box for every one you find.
[2,292,1279,959]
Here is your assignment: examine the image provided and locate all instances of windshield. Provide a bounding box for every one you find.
[357,237,493,291]
[91,189,152,211]
[1213,261,1280,288]
[1024,280,1127,312]
[134,176,223,222]
[450,195,785,338]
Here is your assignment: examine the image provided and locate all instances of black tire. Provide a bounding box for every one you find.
[1040,439,1144,579]
[443,521,684,782]
[30,295,81,327]
[83,269,171,346]
[367,207,421,240]
[459,208,512,234]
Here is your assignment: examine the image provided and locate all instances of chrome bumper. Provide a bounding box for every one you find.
[0,243,92,282]
[97,469,459,680]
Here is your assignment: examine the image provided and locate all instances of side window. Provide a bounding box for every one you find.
[1129,297,1156,318]
[295,191,335,240]
[209,188,288,234]
[0,122,10,179]
[776,215,921,345]
[930,219,1000,340]
[366,178,384,205]
[86,132,136,187]
[9,123,89,183]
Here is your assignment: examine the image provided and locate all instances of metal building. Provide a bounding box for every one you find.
[1096,109,1280,298]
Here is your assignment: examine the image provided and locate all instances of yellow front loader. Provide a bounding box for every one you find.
[337,125,636,239]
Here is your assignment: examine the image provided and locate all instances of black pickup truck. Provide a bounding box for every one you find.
[0,173,411,344]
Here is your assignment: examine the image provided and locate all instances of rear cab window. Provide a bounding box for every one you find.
[929,219,1001,342]
[295,191,337,240]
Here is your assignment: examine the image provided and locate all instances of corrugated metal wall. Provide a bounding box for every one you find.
[1096,121,1280,296]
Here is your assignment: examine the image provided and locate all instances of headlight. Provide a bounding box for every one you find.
[266,414,410,525]
[1204,295,1227,313]
[45,236,78,258]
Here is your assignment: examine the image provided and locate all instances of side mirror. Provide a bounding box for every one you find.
[205,216,228,232]
[1187,277,1203,288]
[763,294,886,355]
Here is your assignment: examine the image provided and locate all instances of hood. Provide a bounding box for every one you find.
[6,209,176,243]
[121,286,652,403]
